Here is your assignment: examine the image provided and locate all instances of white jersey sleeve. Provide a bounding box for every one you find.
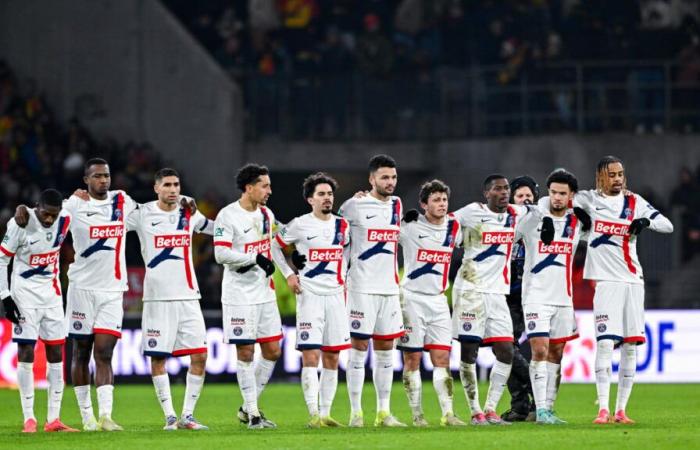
[65,191,137,291]
[340,196,402,295]
[1,211,71,308]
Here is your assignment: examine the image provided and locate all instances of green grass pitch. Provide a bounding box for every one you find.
[0,382,697,449]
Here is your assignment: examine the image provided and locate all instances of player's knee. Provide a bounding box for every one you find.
[302,351,320,368]
[45,345,63,364]
[321,351,339,369]
[151,357,167,374]
[73,342,92,364]
[351,338,369,352]
[493,343,514,363]
[261,344,281,361]
[236,346,255,362]
[94,346,114,364]
[530,340,548,361]
[17,345,35,363]
[460,343,478,364]
[548,343,565,363]
[430,351,450,368]
[402,352,421,371]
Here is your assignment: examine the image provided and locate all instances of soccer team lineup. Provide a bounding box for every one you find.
[0,153,674,434]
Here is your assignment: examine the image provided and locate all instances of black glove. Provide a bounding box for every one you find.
[236,264,255,274]
[291,250,307,270]
[629,218,650,235]
[540,217,555,245]
[2,296,20,324]
[256,254,275,276]
[573,207,592,232]
[402,209,419,223]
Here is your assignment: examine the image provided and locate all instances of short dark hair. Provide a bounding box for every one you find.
[419,179,450,204]
[236,164,269,191]
[483,173,507,190]
[303,172,338,199]
[39,189,63,208]
[155,168,180,183]
[368,154,396,173]
[546,169,579,192]
[510,175,539,202]
[84,157,108,175]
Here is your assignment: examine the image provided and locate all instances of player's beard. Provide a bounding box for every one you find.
[321,204,333,214]
[376,185,394,197]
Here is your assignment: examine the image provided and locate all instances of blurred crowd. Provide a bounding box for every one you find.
[671,165,700,262]
[0,60,228,309]
[165,0,700,138]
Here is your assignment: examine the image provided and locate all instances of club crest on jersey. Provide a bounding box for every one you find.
[179,217,189,229]
[624,207,632,218]
[336,232,344,243]
[566,226,573,236]
[46,231,53,242]
[114,209,122,219]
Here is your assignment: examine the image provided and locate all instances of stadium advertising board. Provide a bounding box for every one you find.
[1,311,698,385]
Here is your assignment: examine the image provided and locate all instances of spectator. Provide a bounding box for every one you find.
[670,166,700,262]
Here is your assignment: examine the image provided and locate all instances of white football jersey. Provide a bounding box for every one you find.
[64,191,138,292]
[127,200,213,301]
[213,200,277,305]
[0,210,71,308]
[519,210,584,306]
[452,202,537,294]
[572,190,673,284]
[338,195,402,295]
[273,213,350,295]
[400,214,461,295]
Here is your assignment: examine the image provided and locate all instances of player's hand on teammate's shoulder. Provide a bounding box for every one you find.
[180,196,197,214]
[73,189,89,201]
[353,190,369,199]
[14,204,30,228]
[402,209,419,223]
[1,295,20,324]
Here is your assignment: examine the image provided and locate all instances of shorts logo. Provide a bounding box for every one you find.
[148,338,157,348]
[300,331,309,341]
[527,321,536,331]
[351,320,361,330]
[597,323,607,333]
[72,311,86,320]
[349,310,364,319]
[233,326,243,336]
[73,321,82,331]
[462,322,472,332]
[400,334,410,343]
[525,312,539,320]
[13,325,22,335]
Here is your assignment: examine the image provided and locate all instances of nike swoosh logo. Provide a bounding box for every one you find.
[418,235,429,239]
[481,218,492,222]
[306,236,317,240]
[243,228,252,233]
[366,215,377,219]
[151,222,161,226]
[29,240,39,245]
[595,207,605,211]
[86,212,98,217]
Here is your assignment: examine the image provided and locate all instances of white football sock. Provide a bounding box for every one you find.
[529,360,547,410]
[319,368,338,417]
[402,369,423,416]
[17,362,35,421]
[615,343,637,413]
[595,339,614,412]
[182,372,205,417]
[46,362,64,422]
[545,362,561,410]
[373,350,394,413]
[484,361,512,412]
[237,360,259,416]
[74,385,95,423]
[96,385,114,418]
[301,367,319,416]
[152,374,176,418]
[254,358,276,399]
[347,349,366,414]
[459,361,482,415]
[433,367,454,416]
